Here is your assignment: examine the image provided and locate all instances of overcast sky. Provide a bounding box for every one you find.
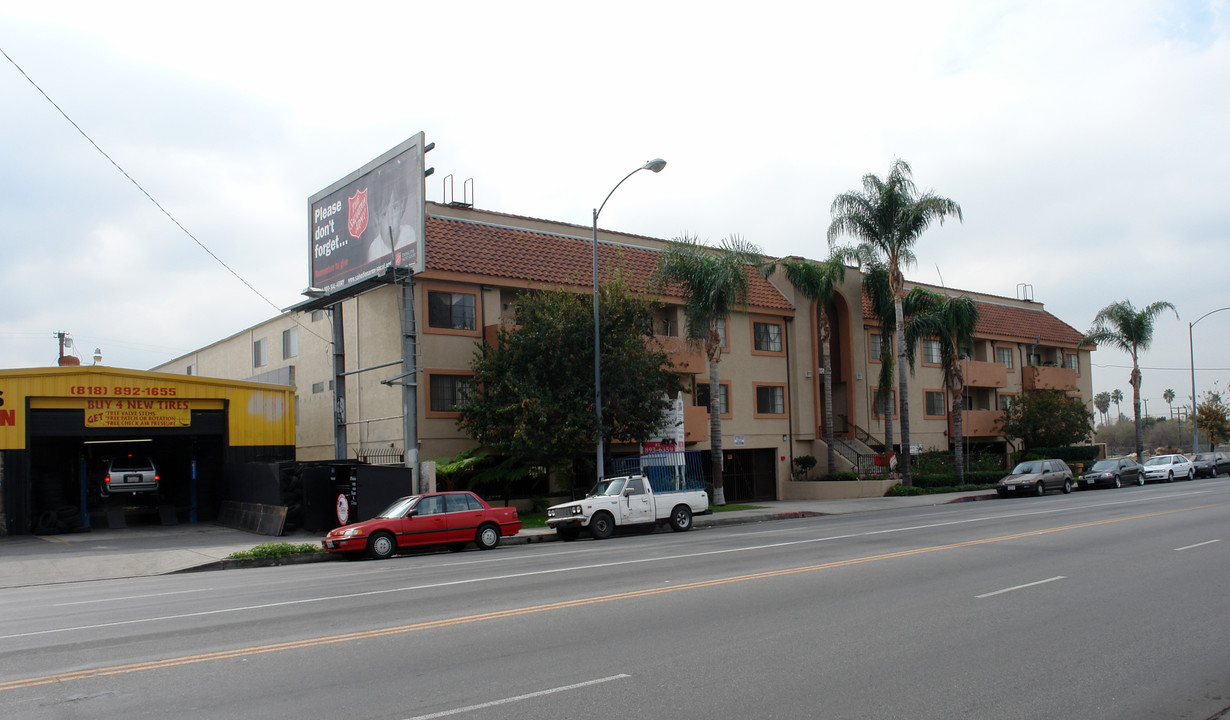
[2,0,1227,420]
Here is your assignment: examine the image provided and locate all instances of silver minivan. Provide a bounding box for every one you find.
[103,454,160,496]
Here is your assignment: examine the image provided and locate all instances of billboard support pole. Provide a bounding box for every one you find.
[332,301,348,460]
[397,269,420,493]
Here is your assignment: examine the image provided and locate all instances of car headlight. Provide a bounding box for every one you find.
[547,508,557,517]
[570,505,583,516]
[342,528,363,538]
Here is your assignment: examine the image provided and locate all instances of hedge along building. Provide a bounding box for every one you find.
[153,199,1094,505]
[0,366,295,536]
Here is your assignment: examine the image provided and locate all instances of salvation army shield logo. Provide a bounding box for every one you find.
[336,493,350,526]
[347,188,369,239]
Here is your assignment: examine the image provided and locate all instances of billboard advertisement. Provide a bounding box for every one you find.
[308,132,426,296]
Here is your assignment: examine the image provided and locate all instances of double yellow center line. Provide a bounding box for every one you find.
[1,503,1215,692]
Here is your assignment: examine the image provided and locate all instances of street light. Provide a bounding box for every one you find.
[1189,306,1230,453]
[593,158,667,481]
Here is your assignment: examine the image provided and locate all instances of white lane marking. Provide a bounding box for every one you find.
[977,576,1066,599]
[54,588,214,607]
[1175,539,1220,551]
[401,674,630,720]
[6,487,1222,640]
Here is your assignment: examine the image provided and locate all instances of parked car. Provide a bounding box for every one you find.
[1079,457,1143,489]
[997,459,1074,496]
[1190,451,1230,478]
[1140,454,1195,483]
[321,491,521,559]
[102,454,159,496]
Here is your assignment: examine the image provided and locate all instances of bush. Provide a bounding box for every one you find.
[886,482,998,496]
[1011,446,1099,465]
[915,452,1003,474]
[910,470,1003,489]
[226,542,322,560]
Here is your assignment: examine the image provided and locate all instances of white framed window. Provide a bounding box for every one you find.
[428,373,473,414]
[754,384,786,416]
[753,321,783,353]
[925,391,946,417]
[253,338,268,368]
[427,290,477,331]
[996,346,1013,369]
[282,327,298,359]
[923,339,942,365]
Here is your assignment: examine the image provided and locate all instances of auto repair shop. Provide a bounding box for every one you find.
[0,366,295,536]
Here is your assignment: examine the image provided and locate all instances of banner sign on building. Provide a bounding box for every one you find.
[308,132,427,297]
[83,399,192,428]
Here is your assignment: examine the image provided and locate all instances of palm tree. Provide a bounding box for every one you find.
[1163,388,1176,419]
[862,261,899,461]
[828,159,963,485]
[1094,391,1111,426]
[1082,300,1179,463]
[1111,389,1124,422]
[656,235,763,505]
[768,251,850,473]
[901,288,980,483]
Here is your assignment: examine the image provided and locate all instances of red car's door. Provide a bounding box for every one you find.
[444,492,486,543]
[400,495,448,548]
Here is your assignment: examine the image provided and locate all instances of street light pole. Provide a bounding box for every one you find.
[1189,306,1230,453]
[593,158,667,481]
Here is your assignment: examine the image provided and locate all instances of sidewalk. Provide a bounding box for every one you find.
[0,491,996,589]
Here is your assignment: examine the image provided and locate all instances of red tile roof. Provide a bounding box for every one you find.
[425,214,793,312]
[860,288,1085,347]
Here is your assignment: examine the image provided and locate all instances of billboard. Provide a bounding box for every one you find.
[308,132,426,296]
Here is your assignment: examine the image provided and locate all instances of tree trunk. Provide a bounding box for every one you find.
[953,386,964,484]
[820,311,836,474]
[709,357,725,505]
[1131,360,1144,462]
[881,333,894,461]
[895,297,912,485]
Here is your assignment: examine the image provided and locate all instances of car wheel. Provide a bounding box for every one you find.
[1062,479,1073,494]
[589,511,614,540]
[669,505,693,532]
[447,543,467,552]
[367,531,396,560]
[1166,471,1174,483]
[1035,481,1046,496]
[1211,467,1219,478]
[1136,474,1145,486]
[1113,475,1122,489]
[556,527,581,542]
[475,523,501,550]
[1187,470,1194,481]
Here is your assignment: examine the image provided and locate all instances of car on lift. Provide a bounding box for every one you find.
[102,454,160,497]
[322,491,522,559]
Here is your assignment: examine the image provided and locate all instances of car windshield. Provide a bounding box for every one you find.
[1089,460,1117,471]
[1143,456,1170,466]
[585,478,628,497]
[1193,453,1214,461]
[1011,462,1042,474]
[376,496,419,518]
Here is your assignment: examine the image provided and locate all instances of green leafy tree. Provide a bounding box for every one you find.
[829,159,963,485]
[457,281,681,482]
[1081,300,1178,463]
[656,235,763,505]
[1094,391,1111,426]
[767,252,850,473]
[1110,389,1124,421]
[901,288,980,483]
[998,389,1095,450]
[1195,388,1229,449]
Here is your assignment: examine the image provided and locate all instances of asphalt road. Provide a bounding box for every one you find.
[2,480,1229,720]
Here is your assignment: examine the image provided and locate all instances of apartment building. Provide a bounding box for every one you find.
[154,202,1093,502]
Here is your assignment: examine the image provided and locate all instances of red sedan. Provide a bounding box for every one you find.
[322,491,521,559]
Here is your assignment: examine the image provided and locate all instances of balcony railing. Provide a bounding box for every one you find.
[964,360,1007,388]
[949,410,1004,438]
[1023,365,1078,391]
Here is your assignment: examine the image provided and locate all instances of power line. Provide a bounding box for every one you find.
[1092,362,1230,372]
[0,44,330,346]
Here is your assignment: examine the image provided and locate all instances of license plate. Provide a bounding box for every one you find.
[124,474,142,483]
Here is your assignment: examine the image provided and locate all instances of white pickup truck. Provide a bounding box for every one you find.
[545,474,710,540]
